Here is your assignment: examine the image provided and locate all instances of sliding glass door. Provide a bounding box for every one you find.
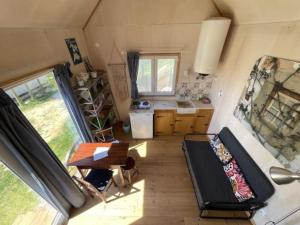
[1,70,82,225]
[5,71,81,164]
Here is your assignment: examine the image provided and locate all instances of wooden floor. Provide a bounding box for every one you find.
[68,136,252,225]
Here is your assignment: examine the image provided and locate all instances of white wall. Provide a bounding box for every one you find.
[84,0,219,120]
[208,22,300,225]
[0,0,98,28]
[0,0,98,84]
[214,0,300,25]
[0,28,90,84]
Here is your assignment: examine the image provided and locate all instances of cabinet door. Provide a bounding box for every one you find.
[194,109,213,133]
[174,116,195,135]
[154,111,174,135]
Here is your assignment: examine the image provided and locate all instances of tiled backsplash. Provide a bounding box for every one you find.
[176,77,213,100]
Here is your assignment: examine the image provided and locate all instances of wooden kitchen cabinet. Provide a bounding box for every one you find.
[154,110,174,135]
[193,109,214,133]
[154,108,214,136]
[174,115,196,135]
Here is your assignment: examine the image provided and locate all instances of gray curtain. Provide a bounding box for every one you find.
[127,52,140,99]
[0,89,86,217]
[53,63,93,143]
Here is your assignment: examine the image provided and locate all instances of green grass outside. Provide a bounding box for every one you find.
[19,90,57,112]
[0,165,38,225]
[48,118,79,162]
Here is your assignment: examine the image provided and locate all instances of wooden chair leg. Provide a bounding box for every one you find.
[76,179,94,198]
[96,192,107,203]
[127,171,132,185]
[133,166,139,176]
[112,177,118,187]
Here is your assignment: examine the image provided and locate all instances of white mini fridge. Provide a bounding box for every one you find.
[129,111,153,139]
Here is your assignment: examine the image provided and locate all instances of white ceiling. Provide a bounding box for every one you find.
[87,0,219,27]
[0,0,99,28]
[0,0,299,28]
[213,0,300,24]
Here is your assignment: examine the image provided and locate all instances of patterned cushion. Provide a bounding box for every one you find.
[223,159,255,202]
[209,135,232,164]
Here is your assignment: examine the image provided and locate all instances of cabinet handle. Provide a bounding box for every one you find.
[197,115,205,118]
[156,115,165,118]
[175,120,182,122]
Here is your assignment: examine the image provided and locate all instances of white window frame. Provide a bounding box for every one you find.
[137,54,179,96]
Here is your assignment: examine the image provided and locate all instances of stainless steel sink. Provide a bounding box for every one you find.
[176,100,196,114]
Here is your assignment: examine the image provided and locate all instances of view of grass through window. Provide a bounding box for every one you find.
[0,72,80,225]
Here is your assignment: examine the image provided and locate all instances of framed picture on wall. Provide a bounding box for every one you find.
[65,38,82,65]
[234,56,300,172]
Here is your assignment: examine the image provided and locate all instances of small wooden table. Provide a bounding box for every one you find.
[67,142,129,186]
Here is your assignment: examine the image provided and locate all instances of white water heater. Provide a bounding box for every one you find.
[193,17,231,76]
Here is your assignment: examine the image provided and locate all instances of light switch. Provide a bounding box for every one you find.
[218,90,223,97]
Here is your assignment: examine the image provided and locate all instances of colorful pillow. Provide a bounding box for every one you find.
[209,135,232,164]
[223,159,255,202]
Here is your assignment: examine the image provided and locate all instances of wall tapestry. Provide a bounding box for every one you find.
[234,56,300,172]
[108,64,129,102]
[65,38,82,65]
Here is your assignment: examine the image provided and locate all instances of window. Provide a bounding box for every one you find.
[137,54,179,95]
[2,71,80,224]
[5,71,81,163]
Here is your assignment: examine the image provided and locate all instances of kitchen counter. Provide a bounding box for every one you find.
[152,100,177,110]
[152,100,213,110]
[129,100,213,113]
[129,99,214,137]
[191,100,214,110]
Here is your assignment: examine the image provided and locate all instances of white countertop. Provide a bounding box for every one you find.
[191,100,214,109]
[152,100,177,110]
[152,100,213,110]
[129,100,213,113]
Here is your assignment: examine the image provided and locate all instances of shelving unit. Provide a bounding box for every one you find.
[74,71,118,138]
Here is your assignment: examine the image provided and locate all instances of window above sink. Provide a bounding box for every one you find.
[137,53,180,96]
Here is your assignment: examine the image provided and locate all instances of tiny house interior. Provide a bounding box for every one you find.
[0,1,299,225]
